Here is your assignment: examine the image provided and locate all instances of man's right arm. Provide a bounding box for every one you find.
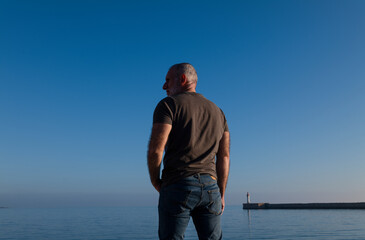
[147,123,172,192]
[216,131,230,213]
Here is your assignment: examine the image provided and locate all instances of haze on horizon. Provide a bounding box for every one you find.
[1,0,364,208]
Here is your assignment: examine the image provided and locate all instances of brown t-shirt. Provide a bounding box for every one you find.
[153,92,229,186]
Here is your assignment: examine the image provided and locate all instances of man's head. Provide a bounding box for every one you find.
[163,63,198,96]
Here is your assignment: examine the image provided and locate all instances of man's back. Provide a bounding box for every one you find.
[153,92,228,186]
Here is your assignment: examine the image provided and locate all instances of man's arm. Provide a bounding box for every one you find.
[216,131,230,213]
[147,123,172,192]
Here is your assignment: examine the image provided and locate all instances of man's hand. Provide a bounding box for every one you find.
[147,123,172,193]
[152,179,162,193]
[221,196,225,214]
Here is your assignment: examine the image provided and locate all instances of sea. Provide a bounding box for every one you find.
[1,206,365,239]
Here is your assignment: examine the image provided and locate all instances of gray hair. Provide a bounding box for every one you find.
[169,63,198,84]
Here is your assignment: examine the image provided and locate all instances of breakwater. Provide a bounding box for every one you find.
[243,202,365,209]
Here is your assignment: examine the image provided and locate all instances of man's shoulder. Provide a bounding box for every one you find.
[171,92,207,103]
[157,96,176,107]
[172,92,222,110]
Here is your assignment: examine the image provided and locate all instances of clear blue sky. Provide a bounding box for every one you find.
[1,0,364,207]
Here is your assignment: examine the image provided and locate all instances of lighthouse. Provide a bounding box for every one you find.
[247,192,250,204]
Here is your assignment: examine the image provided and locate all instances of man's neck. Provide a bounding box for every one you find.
[184,87,196,93]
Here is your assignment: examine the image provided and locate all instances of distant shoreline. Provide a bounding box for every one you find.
[243,202,365,209]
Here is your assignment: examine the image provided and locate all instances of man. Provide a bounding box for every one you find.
[148,63,230,240]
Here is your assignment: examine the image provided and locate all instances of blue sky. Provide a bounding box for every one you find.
[1,0,364,207]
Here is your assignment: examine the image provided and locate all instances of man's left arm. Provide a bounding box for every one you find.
[216,131,230,213]
[147,123,172,192]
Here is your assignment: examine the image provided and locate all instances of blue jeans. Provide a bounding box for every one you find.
[158,173,222,240]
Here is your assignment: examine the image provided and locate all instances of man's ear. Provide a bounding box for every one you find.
[180,74,187,86]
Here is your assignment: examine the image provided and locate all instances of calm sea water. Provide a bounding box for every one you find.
[1,206,365,239]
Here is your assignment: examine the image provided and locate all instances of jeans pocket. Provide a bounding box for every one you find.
[207,189,222,215]
[160,188,193,216]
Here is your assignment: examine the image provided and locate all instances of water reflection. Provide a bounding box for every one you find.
[245,209,252,240]
[247,209,251,226]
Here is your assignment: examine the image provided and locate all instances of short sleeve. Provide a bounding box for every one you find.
[221,109,229,132]
[153,97,175,125]
[224,119,229,132]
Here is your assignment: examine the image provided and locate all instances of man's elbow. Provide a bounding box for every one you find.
[217,150,230,162]
[148,148,163,162]
[217,156,230,166]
